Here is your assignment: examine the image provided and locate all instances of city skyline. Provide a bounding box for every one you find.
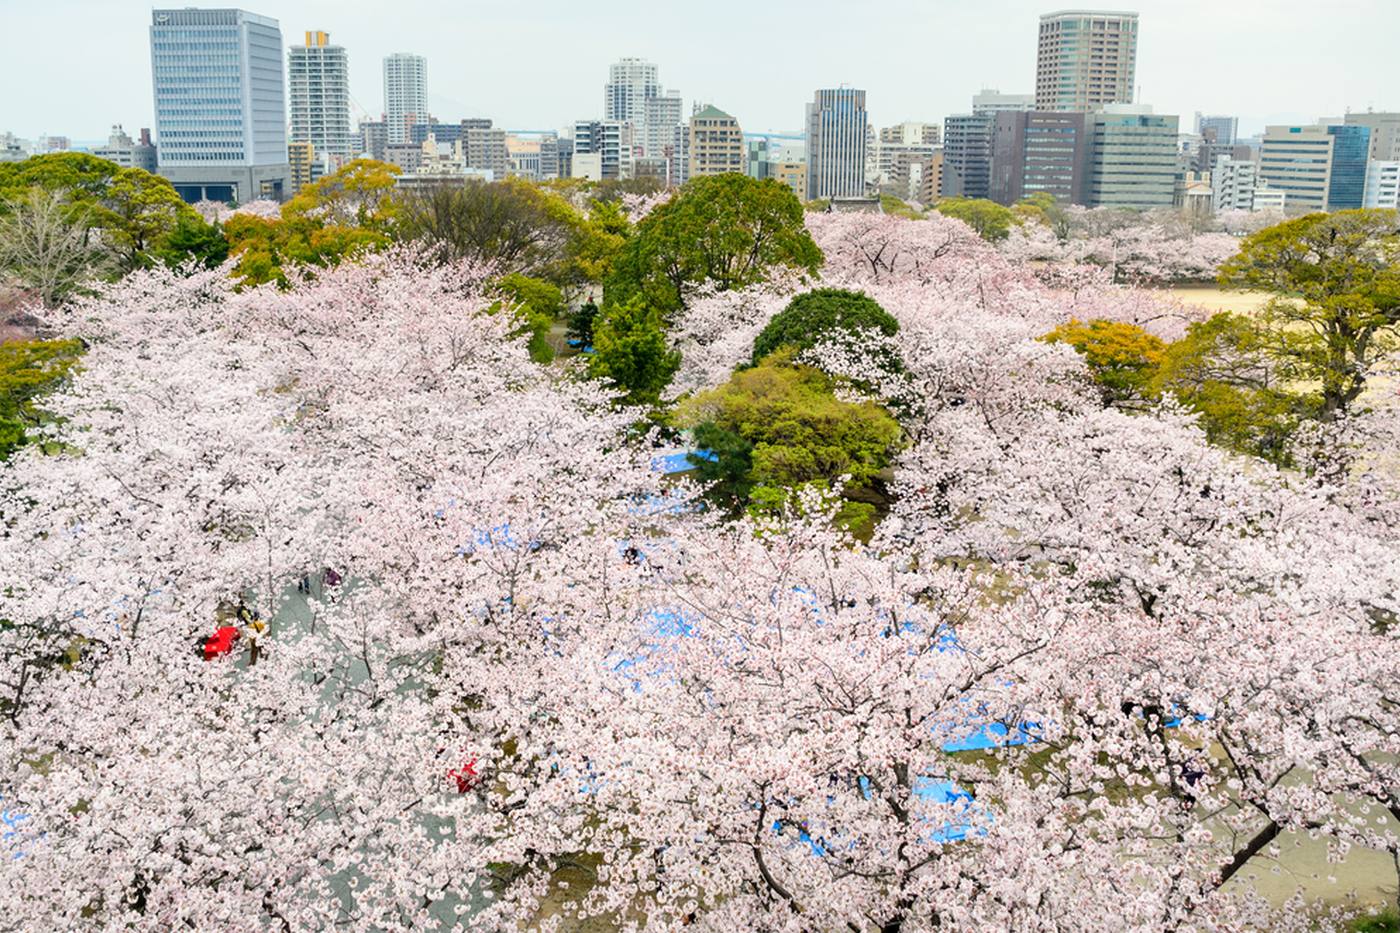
[4,0,1398,142]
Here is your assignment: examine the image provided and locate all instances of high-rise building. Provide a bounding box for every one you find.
[1035,10,1139,112]
[972,89,1035,115]
[573,120,634,180]
[1363,161,1400,209]
[149,7,289,202]
[940,112,994,199]
[603,57,682,160]
[289,31,353,161]
[805,88,868,200]
[94,125,158,173]
[688,105,744,178]
[1085,106,1178,209]
[1211,155,1257,213]
[383,53,427,145]
[989,110,1091,206]
[1344,111,1400,162]
[1325,124,1371,210]
[874,123,941,199]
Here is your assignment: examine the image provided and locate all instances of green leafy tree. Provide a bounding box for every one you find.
[678,352,901,517]
[589,296,681,406]
[95,168,196,272]
[934,197,1017,242]
[154,215,230,269]
[1219,209,1400,419]
[752,288,900,365]
[606,173,822,315]
[1043,318,1165,405]
[225,213,387,287]
[283,158,402,230]
[0,152,120,203]
[0,337,83,459]
[1015,192,1072,240]
[1151,313,1300,465]
[494,273,565,363]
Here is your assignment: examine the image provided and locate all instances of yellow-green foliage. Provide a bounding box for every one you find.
[1043,319,1165,403]
[0,337,83,459]
[678,352,901,526]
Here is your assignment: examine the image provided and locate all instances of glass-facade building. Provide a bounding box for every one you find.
[1325,125,1371,210]
[150,8,289,202]
[805,88,868,200]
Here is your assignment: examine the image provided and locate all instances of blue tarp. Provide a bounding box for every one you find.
[650,449,718,475]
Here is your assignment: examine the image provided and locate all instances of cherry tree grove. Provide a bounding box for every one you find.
[1,208,1397,932]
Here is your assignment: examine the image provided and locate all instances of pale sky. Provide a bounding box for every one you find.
[2,0,1397,142]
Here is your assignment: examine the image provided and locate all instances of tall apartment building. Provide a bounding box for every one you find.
[940,112,994,199]
[688,105,744,177]
[805,88,868,200]
[1035,10,1139,112]
[359,119,387,161]
[288,31,351,163]
[288,139,315,192]
[1363,161,1400,209]
[573,120,634,180]
[383,53,427,144]
[94,125,158,172]
[149,7,289,202]
[1211,155,1257,213]
[1085,106,1178,209]
[1344,111,1400,162]
[973,89,1035,114]
[989,110,1091,206]
[873,123,941,199]
[604,57,682,160]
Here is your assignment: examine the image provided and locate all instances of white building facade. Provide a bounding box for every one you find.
[383,53,427,145]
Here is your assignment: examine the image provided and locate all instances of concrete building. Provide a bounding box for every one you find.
[880,122,940,146]
[359,119,387,160]
[1344,111,1400,162]
[288,30,353,160]
[573,120,634,180]
[93,125,158,172]
[940,112,994,199]
[383,53,427,144]
[1257,124,1369,212]
[688,105,744,177]
[1174,171,1213,217]
[1211,155,1257,213]
[873,123,940,197]
[989,110,1090,206]
[1363,160,1400,209]
[805,88,868,200]
[917,151,945,204]
[571,151,604,181]
[1085,106,1178,209]
[1035,10,1139,112]
[973,89,1034,115]
[149,7,289,202]
[643,92,684,160]
[1251,182,1287,213]
[461,121,509,179]
[384,141,423,174]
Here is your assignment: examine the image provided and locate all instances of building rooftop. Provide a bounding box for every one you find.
[692,105,736,123]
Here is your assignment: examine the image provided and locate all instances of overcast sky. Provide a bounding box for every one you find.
[2,0,1397,142]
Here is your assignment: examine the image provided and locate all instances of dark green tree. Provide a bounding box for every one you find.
[606,173,822,315]
[154,215,230,269]
[752,288,900,364]
[0,337,84,460]
[589,296,680,406]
